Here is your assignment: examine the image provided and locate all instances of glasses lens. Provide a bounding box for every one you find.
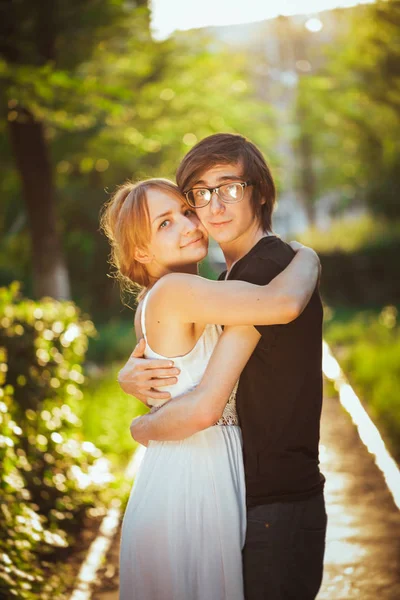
[219,183,243,203]
[188,188,210,207]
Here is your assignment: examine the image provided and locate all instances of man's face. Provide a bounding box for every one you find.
[191,162,261,246]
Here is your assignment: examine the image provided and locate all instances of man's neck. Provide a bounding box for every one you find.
[221,227,272,272]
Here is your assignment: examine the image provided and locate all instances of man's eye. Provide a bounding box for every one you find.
[195,189,207,198]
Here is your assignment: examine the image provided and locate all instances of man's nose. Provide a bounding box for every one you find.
[210,190,225,215]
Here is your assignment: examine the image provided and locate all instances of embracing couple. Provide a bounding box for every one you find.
[101,133,327,600]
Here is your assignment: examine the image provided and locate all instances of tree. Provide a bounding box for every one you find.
[293,0,400,220]
[0,4,278,316]
[0,0,149,299]
[55,29,278,317]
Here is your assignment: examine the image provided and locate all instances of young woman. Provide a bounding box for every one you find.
[100,178,320,600]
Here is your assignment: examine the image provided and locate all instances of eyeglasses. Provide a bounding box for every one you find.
[184,181,253,209]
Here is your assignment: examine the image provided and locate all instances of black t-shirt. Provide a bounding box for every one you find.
[219,236,325,507]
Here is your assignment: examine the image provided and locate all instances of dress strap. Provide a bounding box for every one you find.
[140,290,152,341]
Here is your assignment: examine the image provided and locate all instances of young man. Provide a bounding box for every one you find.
[118,133,326,600]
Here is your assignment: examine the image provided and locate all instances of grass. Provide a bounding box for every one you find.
[78,362,148,472]
[86,318,137,365]
[324,305,400,461]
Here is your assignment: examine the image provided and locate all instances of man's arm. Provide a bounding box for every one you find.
[130,325,261,446]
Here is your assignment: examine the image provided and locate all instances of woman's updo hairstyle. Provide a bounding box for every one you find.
[100,178,183,300]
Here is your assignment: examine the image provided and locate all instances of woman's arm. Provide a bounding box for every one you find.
[151,246,319,327]
[130,325,261,445]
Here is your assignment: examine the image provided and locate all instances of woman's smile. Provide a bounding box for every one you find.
[181,236,204,248]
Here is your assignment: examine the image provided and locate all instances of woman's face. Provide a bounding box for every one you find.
[141,188,209,276]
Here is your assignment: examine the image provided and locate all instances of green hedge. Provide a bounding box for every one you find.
[299,217,400,307]
[318,243,400,306]
[0,283,113,599]
[324,305,400,460]
[299,216,400,254]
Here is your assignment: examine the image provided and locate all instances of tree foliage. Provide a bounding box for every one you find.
[294,0,400,219]
[0,2,277,314]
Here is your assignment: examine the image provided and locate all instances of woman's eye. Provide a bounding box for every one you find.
[159,220,170,229]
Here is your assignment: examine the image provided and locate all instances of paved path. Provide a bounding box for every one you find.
[318,394,400,599]
[92,390,400,599]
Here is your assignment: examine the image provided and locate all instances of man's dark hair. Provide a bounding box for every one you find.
[176,133,276,232]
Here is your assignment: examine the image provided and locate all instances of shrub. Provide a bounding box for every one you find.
[0,283,113,599]
[298,217,400,307]
[0,370,66,599]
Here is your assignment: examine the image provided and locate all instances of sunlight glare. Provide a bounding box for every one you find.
[305,17,324,32]
[151,0,375,40]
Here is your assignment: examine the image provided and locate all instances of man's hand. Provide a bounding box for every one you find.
[118,338,180,405]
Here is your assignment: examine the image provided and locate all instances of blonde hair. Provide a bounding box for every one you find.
[100,178,183,303]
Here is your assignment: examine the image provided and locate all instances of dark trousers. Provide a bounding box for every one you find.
[243,493,327,600]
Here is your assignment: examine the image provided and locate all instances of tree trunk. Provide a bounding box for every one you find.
[8,109,71,300]
[2,0,70,300]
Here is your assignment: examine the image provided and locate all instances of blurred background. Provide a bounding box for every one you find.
[0,0,399,598]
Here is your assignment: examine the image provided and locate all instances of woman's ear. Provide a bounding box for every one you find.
[134,247,152,264]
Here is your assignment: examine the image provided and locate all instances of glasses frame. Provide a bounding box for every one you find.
[184,181,253,209]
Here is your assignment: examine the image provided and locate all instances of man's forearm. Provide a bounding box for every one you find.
[277,247,319,316]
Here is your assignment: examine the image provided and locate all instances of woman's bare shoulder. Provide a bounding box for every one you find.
[152,272,205,298]
[148,273,208,320]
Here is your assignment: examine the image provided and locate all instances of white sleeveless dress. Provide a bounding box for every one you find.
[119,292,246,600]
